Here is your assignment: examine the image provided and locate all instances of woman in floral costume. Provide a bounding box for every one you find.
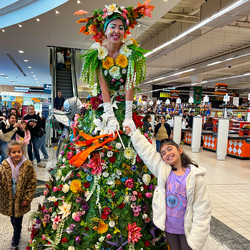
[28,1,168,250]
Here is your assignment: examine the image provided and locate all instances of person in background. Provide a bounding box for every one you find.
[203,117,213,130]
[8,108,19,120]
[13,102,22,118]
[154,115,171,152]
[23,105,45,168]
[37,116,49,161]
[0,140,36,250]
[0,113,24,163]
[65,58,71,71]
[15,120,31,159]
[54,91,65,111]
[143,114,153,134]
[56,49,65,70]
[0,109,6,121]
[187,111,194,129]
[125,127,211,250]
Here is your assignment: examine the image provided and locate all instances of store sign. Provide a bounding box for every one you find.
[193,86,202,104]
[170,90,179,98]
[215,83,227,94]
[44,84,52,94]
[14,87,29,92]
[29,87,44,93]
[160,92,170,98]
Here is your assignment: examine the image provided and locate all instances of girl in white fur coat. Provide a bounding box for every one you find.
[125,127,211,250]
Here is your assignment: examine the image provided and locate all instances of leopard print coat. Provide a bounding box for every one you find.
[0,159,37,218]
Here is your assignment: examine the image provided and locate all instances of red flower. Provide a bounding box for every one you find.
[137,192,142,199]
[54,201,58,207]
[103,207,110,214]
[90,96,102,110]
[109,156,116,163]
[26,247,30,250]
[101,213,108,219]
[116,95,124,101]
[61,238,68,243]
[143,185,149,190]
[118,202,125,209]
[83,182,90,188]
[84,227,89,231]
[132,112,143,128]
[125,178,134,189]
[144,240,150,247]
[108,145,113,149]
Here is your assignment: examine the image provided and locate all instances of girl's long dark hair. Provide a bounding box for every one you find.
[159,138,199,169]
[143,114,151,122]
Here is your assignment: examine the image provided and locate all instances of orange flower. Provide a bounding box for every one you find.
[102,57,114,70]
[70,180,82,193]
[74,10,88,15]
[88,25,96,35]
[76,18,89,24]
[131,39,139,46]
[97,220,108,234]
[79,26,86,34]
[115,179,121,185]
[115,54,128,68]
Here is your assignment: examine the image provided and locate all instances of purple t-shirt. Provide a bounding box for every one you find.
[165,168,191,234]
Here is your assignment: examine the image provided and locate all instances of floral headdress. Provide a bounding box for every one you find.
[74,1,154,44]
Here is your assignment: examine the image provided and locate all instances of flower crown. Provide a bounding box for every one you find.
[74,1,154,44]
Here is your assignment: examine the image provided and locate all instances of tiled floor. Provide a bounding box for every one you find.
[0,143,249,250]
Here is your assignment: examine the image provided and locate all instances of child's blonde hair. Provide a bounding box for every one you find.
[7,140,24,154]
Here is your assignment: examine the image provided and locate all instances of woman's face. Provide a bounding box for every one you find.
[105,19,125,44]
[160,116,165,124]
[29,106,35,115]
[9,115,17,125]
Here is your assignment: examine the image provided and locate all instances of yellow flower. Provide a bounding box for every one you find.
[115,54,128,68]
[70,180,82,193]
[102,56,114,70]
[97,220,108,234]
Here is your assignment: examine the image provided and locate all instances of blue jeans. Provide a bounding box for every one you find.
[38,134,49,159]
[28,136,41,163]
[156,140,161,153]
[0,139,8,163]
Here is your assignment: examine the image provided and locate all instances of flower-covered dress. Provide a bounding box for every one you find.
[28,40,168,250]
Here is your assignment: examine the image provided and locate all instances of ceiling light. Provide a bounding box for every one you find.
[31,71,34,73]
[19,50,24,54]
[55,10,59,14]
[2,29,5,32]
[36,18,40,22]
[77,0,81,3]
[33,75,36,77]
[24,59,28,62]
[172,68,195,76]
[28,66,32,68]
[35,79,37,80]
[145,0,248,57]
[18,24,22,28]
[207,61,221,66]
[1,73,3,75]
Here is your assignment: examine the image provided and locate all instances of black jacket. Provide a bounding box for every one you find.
[23,114,42,137]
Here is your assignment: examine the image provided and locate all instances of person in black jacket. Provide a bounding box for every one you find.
[23,105,45,168]
[154,115,171,152]
[143,114,153,134]
[0,113,24,163]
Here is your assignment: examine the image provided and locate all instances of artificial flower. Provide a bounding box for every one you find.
[91,42,100,50]
[97,220,108,234]
[88,154,105,175]
[122,68,127,74]
[132,112,144,128]
[145,240,150,247]
[53,186,58,192]
[109,220,115,227]
[70,180,82,193]
[90,96,102,110]
[104,4,121,16]
[125,178,134,189]
[103,171,109,177]
[120,44,132,57]
[124,147,136,160]
[51,215,62,225]
[98,46,108,60]
[68,247,75,250]
[109,156,116,163]
[67,151,74,160]
[107,151,113,157]
[115,54,128,68]
[106,234,112,239]
[118,202,125,209]
[109,66,121,79]
[58,202,71,219]
[75,236,81,244]
[61,238,68,243]
[86,175,93,181]
[102,57,114,70]
[128,222,142,244]
[83,182,90,188]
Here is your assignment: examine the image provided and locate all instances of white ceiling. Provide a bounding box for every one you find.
[1,0,250,98]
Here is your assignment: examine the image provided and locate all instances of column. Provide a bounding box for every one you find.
[216,118,229,161]
[173,116,182,145]
[191,116,202,153]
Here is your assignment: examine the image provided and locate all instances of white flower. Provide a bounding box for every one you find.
[62,184,70,193]
[123,194,131,204]
[97,46,108,60]
[125,39,134,46]
[142,214,148,219]
[124,147,136,160]
[107,151,113,157]
[119,85,124,91]
[109,66,121,79]
[121,68,127,74]
[91,42,100,50]
[104,70,108,76]
[116,170,122,176]
[55,169,62,181]
[116,142,122,149]
[107,179,115,185]
[61,176,66,182]
[103,171,109,177]
[62,158,66,163]
[92,83,98,96]
[99,236,105,242]
[48,196,57,202]
[105,4,121,16]
[58,202,71,219]
[109,220,115,227]
[140,186,144,192]
[120,44,132,57]
[68,247,75,250]
[85,191,90,198]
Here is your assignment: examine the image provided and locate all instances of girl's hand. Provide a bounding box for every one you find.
[21,200,28,206]
[125,126,132,136]
[13,123,19,128]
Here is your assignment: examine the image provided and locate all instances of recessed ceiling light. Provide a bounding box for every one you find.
[18,24,22,28]
[24,59,28,62]
[36,18,40,22]
[36,82,39,84]
[33,75,36,77]
[77,0,81,3]
[31,71,34,73]
[55,10,59,14]
[28,66,32,68]
[1,73,3,75]
[2,29,5,32]
[19,50,24,53]
[35,79,37,80]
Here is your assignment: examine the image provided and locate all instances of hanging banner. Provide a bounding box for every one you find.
[160,92,170,98]
[170,90,179,98]
[193,86,202,104]
[215,83,227,94]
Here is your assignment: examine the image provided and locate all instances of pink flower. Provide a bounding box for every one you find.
[128,222,142,244]
[123,9,128,14]
[106,234,112,239]
[132,191,138,196]
[43,189,48,196]
[53,186,58,192]
[74,216,81,222]
[125,178,134,189]
[134,212,140,217]
[145,217,150,223]
[42,235,46,241]
[51,215,62,225]
[145,192,152,198]
[52,223,58,230]
[144,133,148,138]
[48,207,52,213]
[131,195,137,201]
[67,151,74,160]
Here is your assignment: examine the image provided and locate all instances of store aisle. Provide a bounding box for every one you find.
[0,145,249,250]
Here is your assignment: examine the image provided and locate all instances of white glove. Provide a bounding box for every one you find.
[122,100,136,137]
[103,102,120,136]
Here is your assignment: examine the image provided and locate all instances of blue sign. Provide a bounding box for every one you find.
[44,84,52,94]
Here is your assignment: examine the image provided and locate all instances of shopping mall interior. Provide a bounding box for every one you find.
[0,0,250,249]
